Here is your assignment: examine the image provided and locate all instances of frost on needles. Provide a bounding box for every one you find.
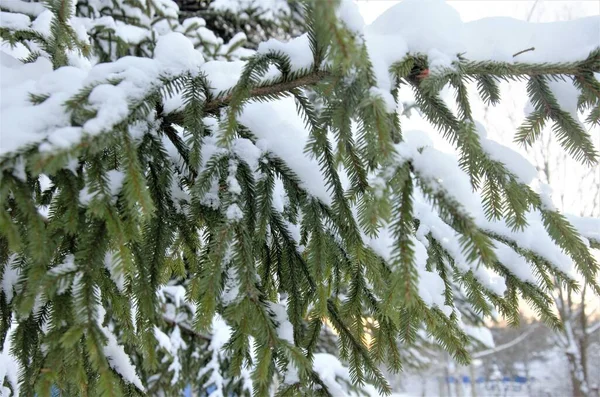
[0,0,599,395]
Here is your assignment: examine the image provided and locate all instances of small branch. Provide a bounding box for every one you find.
[513,47,535,58]
[586,321,600,336]
[203,70,329,114]
[472,323,540,359]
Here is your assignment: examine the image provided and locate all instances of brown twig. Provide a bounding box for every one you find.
[513,47,535,58]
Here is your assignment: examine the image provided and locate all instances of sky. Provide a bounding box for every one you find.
[357,0,599,24]
[355,0,600,316]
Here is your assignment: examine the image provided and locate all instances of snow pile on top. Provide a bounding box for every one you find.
[198,315,254,395]
[474,122,538,185]
[1,0,46,17]
[367,0,598,64]
[2,0,598,158]
[362,0,599,99]
[0,33,204,156]
[258,34,313,72]
[154,32,204,75]
[1,255,20,304]
[337,0,365,35]
[367,0,465,61]
[201,61,246,95]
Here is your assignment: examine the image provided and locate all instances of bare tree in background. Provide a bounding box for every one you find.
[532,131,600,397]
[477,4,600,395]
[478,83,600,397]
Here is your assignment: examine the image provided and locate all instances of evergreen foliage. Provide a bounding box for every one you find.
[0,0,599,395]
[174,0,303,49]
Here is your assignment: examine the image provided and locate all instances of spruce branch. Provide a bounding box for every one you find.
[169,70,330,120]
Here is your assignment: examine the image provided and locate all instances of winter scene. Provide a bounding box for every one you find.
[0,0,599,396]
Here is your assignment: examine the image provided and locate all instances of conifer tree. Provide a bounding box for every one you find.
[1,0,599,395]
[174,0,303,49]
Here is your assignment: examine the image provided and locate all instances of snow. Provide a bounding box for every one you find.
[368,0,599,64]
[49,255,77,276]
[548,78,582,118]
[493,242,536,284]
[312,353,378,396]
[168,327,187,385]
[364,206,451,310]
[1,32,205,156]
[153,32,204,76]
[238,97,332,205]
[566,214,600,243]
[474,122,538,185]
[97,305,145,391]
[370,86,397,113]
[1,254,20,303]
[226,204,243,221]
[201,60,245,95]
[198,315,253,396]
[104,252,126,292]
[413,236,446,309]
[357,0,600,113]
[393,130,575,283]
[0,11,30,30]
[337,0,365,35]
[257,34,313,73]
[0,323,19,397]
[160,285,187,308]
[336,0,365,35]
[30,9,52,37]
[312,353,354,395]
[414,196,507,297]
[0,0,46,17]
[397,136,481,218]
[268,300,294,344]
[368,0,465,58]
[79,170,125,205]
[364,32,408,96]
[209,0,289,21]
[232,138,262,170]
[478,210,575,277]
[116,24,151,44]
[221,267,240,305]
[154,326,173,352]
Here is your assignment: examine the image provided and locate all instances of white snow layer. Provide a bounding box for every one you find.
[367,0,598,64]
[2,0,598,157]
[97,305,145,391]
[0,323,20,397]
[1,33,204,156]
[238,98,332,205]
